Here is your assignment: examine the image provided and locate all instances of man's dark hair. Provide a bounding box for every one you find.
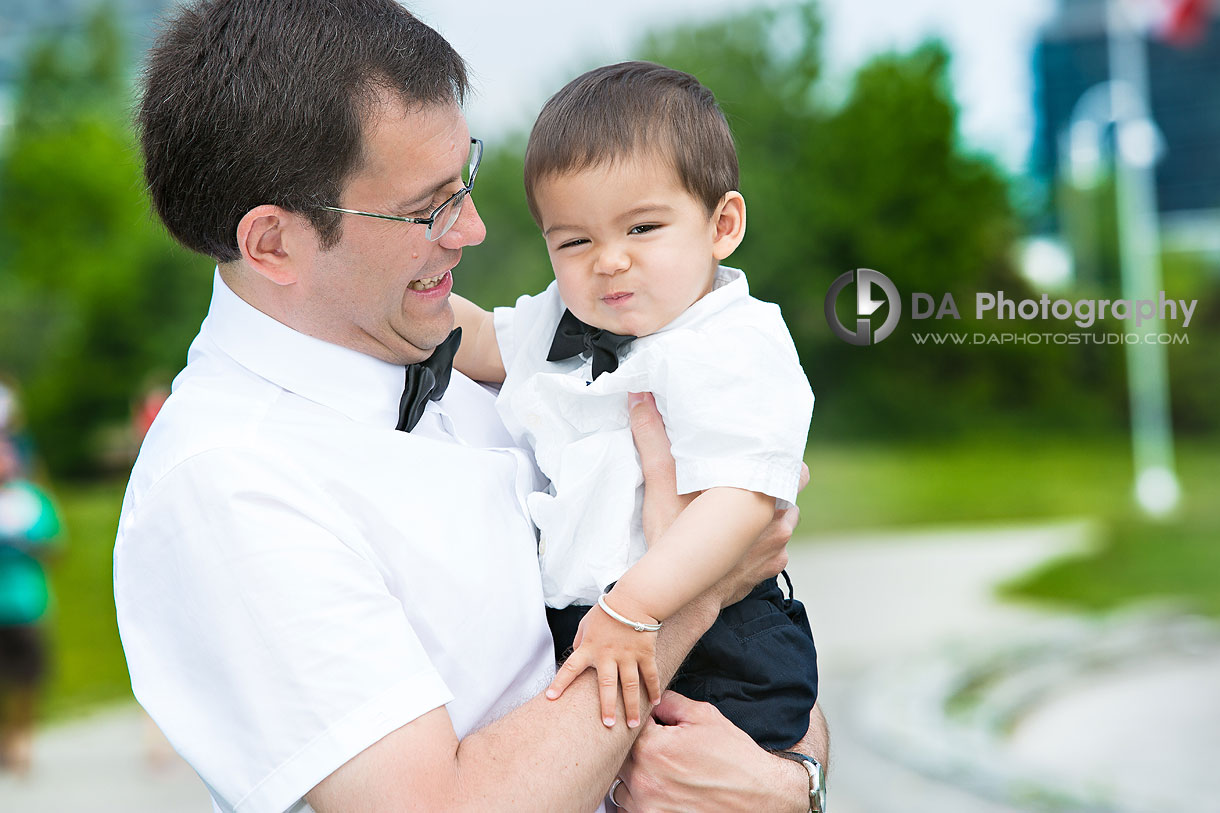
[138,0,468,262]
[523,61,738,226]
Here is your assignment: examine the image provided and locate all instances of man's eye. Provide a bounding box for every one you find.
[629,224,659,235]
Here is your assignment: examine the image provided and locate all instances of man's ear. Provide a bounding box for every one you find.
[235,205,310,286]
[711,191,746,261]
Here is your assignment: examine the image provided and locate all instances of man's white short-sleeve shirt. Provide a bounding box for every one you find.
[114,273,557,813]
[493,267,814,608]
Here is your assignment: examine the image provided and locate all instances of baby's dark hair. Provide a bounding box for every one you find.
[523,61,738,225]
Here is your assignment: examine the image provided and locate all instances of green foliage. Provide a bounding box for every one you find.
[451,135,553,309]
[637,10,1066,440]
[0,6,212,475]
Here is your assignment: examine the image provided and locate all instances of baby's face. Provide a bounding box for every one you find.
[533,154,723,338]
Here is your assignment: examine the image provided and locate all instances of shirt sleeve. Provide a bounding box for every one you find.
[651,322,814,504]
[114,447,453,813]
[492,282,565,374]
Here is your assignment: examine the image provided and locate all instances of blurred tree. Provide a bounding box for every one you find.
[457,0,1176,441]
[450,134,553,310]
[0,5,212,475]
[637,5,1078,439]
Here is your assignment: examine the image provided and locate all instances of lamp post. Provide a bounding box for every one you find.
[1060,0,1180,517]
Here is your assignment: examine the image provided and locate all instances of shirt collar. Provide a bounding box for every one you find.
[199,270,406,428]
[659,265,748,333]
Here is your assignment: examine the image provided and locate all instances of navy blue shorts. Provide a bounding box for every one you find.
[546,574,818,750]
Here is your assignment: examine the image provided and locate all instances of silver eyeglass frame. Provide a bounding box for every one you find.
[319,137,482,242]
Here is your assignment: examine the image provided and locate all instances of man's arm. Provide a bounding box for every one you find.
[307,392,789,812]
[306,597,720,812]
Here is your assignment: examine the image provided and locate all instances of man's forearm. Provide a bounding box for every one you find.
[767,704,830,813]
[451,596,720,811]
[793,703,829,769]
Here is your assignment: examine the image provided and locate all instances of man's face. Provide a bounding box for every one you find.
[534,153,720,338]
[303,100,486,365]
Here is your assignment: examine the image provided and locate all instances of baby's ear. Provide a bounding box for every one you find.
[711,192,746,260]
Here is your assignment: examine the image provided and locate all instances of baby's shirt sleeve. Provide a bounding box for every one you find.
[650,311,813,505]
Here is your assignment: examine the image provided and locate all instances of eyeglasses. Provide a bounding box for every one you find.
[319,137,482,242]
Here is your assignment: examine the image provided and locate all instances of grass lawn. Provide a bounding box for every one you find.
[801,437,1192,531]
[41,479,132,720]
[32,435,1220,719]
[1001,508,1220,616]
[798,435,1220,619]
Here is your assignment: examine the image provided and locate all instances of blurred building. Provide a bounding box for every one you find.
[0,0,174,139]
[1031,0,1220,257]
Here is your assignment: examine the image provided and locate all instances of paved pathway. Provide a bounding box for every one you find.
[793,520,1093,813]
[2,519,1215,811]
[792,520,1220,813]
[0,703,211,812]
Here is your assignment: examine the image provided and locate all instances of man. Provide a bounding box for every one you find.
[115,1,827,811]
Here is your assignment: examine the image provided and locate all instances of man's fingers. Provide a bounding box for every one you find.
[782,504,800,534]
[798,461,810,493]
[545,652,588,700]
[650,689,715,726]
[631,391,694,543]
[620,662,642,728]
[640,657,662,708]
[629,392,676,492]
[598,659,620,727]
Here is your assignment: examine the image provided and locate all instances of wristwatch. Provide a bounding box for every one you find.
[773,750,826,812]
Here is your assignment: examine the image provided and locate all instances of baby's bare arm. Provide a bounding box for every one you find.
[450,294,506,383]
[608,487,774,627]
[547,488,773,728]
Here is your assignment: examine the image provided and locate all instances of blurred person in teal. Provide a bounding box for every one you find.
[0,434,61,775]
[0,377,35,476]
[114,1,827,812]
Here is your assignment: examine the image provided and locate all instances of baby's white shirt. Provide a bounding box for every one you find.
[492,266,814,609]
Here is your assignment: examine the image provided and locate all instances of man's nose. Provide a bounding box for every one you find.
[439,195,486,248]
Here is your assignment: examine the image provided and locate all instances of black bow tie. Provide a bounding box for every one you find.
[396,328,462,432]
[547,309,635,380]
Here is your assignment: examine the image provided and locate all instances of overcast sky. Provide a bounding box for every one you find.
[406,0,1058,171]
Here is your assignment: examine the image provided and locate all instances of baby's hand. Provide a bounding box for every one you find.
[545,596,662,728]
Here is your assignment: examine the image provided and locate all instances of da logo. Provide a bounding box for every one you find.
[824,268,901,346]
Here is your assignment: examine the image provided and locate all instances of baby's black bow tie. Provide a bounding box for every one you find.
[395,327,462,432]
[546,310,635,380]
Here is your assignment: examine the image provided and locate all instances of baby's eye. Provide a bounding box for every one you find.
[629,224,660,235]
[557,238,590,249]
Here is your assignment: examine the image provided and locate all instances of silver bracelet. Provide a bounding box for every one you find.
[596,594,662,632]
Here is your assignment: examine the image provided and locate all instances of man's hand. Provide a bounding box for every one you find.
[545,599,662,729]
[713,482,805,608]
[629,392,692,544]
[630,391,809,610]
[612,692,827,813]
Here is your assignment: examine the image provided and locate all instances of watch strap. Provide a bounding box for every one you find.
[773,750,825,813]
